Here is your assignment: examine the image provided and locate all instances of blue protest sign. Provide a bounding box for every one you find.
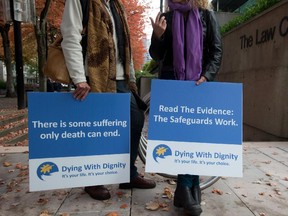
[28,92,130,191]
[146,80,243,177]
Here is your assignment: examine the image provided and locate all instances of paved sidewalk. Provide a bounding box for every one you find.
[0,141,288,216]
[0,95,18,110]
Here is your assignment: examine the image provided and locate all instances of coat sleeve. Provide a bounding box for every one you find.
[149,34,167,61]
[60,0,87,85]
[149,13,169,61]
[202,10,223,81]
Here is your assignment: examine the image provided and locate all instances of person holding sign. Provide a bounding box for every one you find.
[149,0,222,215]
[60,0,156,200]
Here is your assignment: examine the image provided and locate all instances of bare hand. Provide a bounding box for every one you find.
[150,12,167,39]
[195,76,207,86]
[73,82,91,101]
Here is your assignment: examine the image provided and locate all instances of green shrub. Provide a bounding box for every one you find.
[221,0,281,34]
[136,60,158,80]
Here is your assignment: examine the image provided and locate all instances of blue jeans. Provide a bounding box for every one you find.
[116,81,144,179]
[178,174,200,187]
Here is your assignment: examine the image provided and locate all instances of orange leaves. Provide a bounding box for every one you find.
[3,161,12,167]
[212,189,223,195]
[145,201,160,211]
[144,187,172,212]
[35,0,65,29]
[105,212,118,216]
[145,201,170,211]
[122,0,149,70]
[39,210,50,216]
[119,203,128,209]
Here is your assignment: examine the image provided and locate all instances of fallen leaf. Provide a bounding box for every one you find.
[116,191,123,198]
[168,179,176,185]
[163,187,173,200]
[39,210,50,216]
[120,203,128,209]
[15,163,22,169]
[3,162,12,167]
[274,189,281,195]
[212,189,223,195]
[17,170,29,177]
[37,198,49,205]
[145,201,160,211]
[161,207,170,211]
[262,161,271,164]
[258,192,265,196]
[265,173,271,177]
[105,212,118,216]
[159,202,168,208]
[11,202,20,207]
[252,181,262,184]
[21,165,29,170]
[6,180,17,192]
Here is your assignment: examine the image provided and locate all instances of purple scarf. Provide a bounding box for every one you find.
[168,0,203,81]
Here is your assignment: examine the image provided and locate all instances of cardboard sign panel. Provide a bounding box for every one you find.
[146,80,243,177]
[28,92,130,191]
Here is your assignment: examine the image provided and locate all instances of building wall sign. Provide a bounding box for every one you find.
[240,15,288,49]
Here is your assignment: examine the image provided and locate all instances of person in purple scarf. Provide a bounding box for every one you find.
[149,0,222,215]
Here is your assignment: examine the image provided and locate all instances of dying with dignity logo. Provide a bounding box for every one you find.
[37,162,59,180]
[153,144,172,162]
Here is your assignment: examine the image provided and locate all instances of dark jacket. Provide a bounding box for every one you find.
[149,9,222,81]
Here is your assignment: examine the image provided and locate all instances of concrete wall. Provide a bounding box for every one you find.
[215,12,240,27]
[216,1,288,139]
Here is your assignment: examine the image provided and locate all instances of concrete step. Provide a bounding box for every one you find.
[0,111,28,146]
[0,122,28,137]
[5,133,28,146]
[0,114,27,127]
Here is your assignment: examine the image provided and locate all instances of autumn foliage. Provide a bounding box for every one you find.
[122,0,149,70]
[0,0,149,71]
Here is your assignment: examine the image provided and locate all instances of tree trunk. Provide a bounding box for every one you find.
[35,0,52,92]
[35,19,47,92]
[0,24,16,97]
